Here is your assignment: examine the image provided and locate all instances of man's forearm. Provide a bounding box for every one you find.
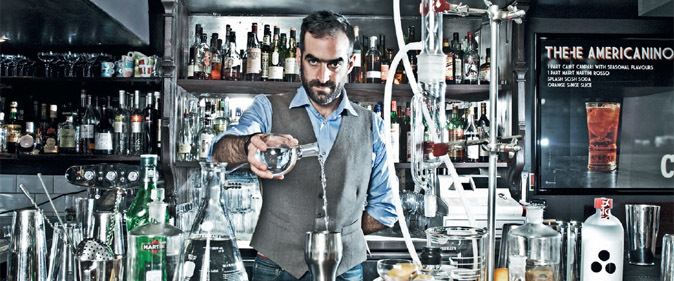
[361,212,387,235]
[212,135,249,164]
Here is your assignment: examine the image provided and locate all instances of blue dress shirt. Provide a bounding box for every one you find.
[211,87,398,227]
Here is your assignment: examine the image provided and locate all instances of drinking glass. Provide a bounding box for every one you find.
[63,51,82,78]
[585,102,621,172]
[82,53,100,77]
[38,51,58,78]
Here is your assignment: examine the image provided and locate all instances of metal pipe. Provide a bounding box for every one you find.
[486,5,500,281]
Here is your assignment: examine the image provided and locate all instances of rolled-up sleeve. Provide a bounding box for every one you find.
[365,113,399,228]
[209,95,273,156]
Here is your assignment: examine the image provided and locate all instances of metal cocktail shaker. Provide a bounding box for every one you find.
[7,210,48,281]
[304,231,343,281]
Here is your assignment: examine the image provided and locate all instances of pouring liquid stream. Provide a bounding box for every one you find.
[318,156,330,232]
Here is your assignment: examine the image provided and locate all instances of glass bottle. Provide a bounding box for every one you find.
[114,90,130,155]
[42,104,59,154]
[153,92,162,153]
[222,32,241,81]
[477,102,490,162]
[349,26,362,83]
[463,32,479,84]
[364,36,382,84]
[144,93,158,154]
[255,139,320,177]
[129,91,145,155]
[284,28,299,83]
[127,188,183,281]
[17,121,36,154]
[479,48,491,84]
[5,101,22,153]
[177,162,248,281]
[81,95,98,154]
[245,23,262,81]
[210,33,222,80]
[464,106,479,162]
[196,33,211,80]
[94,104,114,155]
[443,37,454,83]
[507,204,561,281]
[260,24,272,81]
[0,112,7,153]
[58,115,79,154]
[447,105,465,162]
[213,98,230,135]
[390,100,400,163]
[177,113,195,161]
[188,24,202,79]
[451,33,463,84]
[126,154,162,232]
[197,114,215,160]
[581,198,623,281]
[268,26,284,82]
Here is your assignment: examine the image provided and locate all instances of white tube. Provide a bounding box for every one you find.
[438,155,476,227]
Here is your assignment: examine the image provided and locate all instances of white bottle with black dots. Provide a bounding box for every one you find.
[581,197,624,281]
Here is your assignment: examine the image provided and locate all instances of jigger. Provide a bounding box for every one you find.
[305,231,343,281]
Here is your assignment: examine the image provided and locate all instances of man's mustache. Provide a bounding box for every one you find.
[307,80,336,89]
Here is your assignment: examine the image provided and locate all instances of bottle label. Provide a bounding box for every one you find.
[271,51,279,65]
[406,131,412,162]
[268,66,284,80]
[132,236,167,280]
[187,64,195,77]
[353,52,362,67]
[261,52,270,78]
[95,132,113,150]
[178,143,192,154]
[446,54,454,81]
[59,128,76,148]
[366,71,381,79]
[467,135,479,160]
[113,121,125,133]
[381,65,389,81]
[43,137,58,153]
[390,123,400,163]
[131,115,143,133]
[284,58,297,75]
[246,48,262,74]
[81,124,95,139]
[6,124,21,143]
[199,133,214,158]
[464,57,479,82]
[454,58,463,81]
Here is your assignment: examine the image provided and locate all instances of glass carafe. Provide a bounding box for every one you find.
[507,204,561,281]
[255,136,319,177]
[176,161,248,281]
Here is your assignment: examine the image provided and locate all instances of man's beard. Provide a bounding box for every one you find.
[300,68,345,106]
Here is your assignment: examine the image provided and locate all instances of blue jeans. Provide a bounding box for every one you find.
[252,255,363,281]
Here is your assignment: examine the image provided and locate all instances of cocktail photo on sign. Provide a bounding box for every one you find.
[534,34,674,193]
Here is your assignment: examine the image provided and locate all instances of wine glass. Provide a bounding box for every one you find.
[38,51,58,78]
[0,54,14,77]
[82,53,100,77]
[62,51,81,78]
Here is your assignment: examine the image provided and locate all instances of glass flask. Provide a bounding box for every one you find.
[426,226,487,281]
[127,188,183,281]
[507,204,561,281]
[255,137,319,177]
[177,161,248,281]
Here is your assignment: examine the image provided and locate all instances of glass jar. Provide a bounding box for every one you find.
[507,204,561,281]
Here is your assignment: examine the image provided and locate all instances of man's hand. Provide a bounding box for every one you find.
[361,212,387,235]
[247,133,299,180]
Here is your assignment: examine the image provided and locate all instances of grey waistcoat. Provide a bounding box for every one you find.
[250,94,373,278]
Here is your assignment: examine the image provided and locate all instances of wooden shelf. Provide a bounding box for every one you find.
[177,80,499,102]
[0,77,163,88]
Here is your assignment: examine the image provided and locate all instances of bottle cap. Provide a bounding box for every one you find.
[594,197,613,209]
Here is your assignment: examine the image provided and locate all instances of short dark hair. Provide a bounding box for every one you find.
[299,11,354,54]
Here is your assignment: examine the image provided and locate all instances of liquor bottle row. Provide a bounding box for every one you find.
[362,99,491,163]
[184,23,492,85]
[176,96,238,161]
[0,90,161,156]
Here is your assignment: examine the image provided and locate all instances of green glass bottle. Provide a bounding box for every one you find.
[126,154,162,232]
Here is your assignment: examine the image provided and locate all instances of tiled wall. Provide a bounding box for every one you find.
[0,174,87,228]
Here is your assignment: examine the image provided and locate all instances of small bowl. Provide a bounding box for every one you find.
[376,258,416,280]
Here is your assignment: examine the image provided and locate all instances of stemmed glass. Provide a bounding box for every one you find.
[82,53,100,77]
[38,51,58,78]
[62,51,81,78]
[0,54,14,77]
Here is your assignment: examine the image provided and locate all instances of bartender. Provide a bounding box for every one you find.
[211,10,398,281]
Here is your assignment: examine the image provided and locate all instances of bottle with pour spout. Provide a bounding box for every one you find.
[254,134,320,177]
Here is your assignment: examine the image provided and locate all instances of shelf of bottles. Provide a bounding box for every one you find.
[0,89,162,160]
[178,21,500,101]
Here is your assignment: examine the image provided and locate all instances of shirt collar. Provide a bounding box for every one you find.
[289,86,358,117]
